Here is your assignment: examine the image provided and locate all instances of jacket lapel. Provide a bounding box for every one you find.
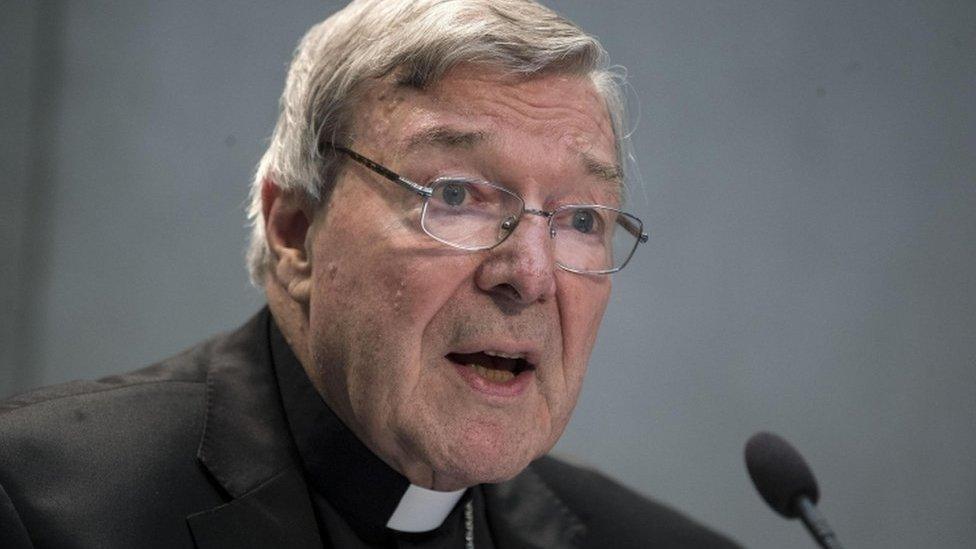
[484,465,586,549]
[187,310,322,549]
[187,467,320,548]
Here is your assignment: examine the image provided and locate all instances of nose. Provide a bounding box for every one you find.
[474,214,557,305]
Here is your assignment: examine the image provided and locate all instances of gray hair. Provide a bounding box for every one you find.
[246,0,628,285]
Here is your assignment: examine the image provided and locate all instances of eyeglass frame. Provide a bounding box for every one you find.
[323,142,649,275]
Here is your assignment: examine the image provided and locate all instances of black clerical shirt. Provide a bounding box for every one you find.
[270,321,496,549]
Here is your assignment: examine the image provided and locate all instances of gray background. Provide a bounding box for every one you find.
[2,1,974,547]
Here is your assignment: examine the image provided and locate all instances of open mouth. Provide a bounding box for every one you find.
[446,351,535,384]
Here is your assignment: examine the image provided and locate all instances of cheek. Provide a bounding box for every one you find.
[308,225,478,377]
[383,262,442,323]
[561,277,611,356]
[310,213,411,317]
[316,201,464,330]
[554,278,610,403]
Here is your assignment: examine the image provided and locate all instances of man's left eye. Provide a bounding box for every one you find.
[571,208,597,233]
[441,182,467,206]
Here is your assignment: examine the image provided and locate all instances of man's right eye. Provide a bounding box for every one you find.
[440,182,468,206]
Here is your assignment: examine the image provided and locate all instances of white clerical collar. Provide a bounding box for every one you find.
[385,484,467,532]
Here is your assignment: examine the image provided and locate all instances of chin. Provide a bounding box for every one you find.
[432,423,552,487]
[448,455,531,486]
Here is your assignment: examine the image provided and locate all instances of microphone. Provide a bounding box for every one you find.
[744,432,845,549]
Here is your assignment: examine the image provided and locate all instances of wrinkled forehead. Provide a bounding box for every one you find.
[349,65,622,190]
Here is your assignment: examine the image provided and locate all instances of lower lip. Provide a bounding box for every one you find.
[452,363,534,398]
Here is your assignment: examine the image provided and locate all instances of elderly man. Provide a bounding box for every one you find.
[0,1,739,548]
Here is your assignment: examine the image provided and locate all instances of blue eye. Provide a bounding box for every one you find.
[441,182,467,206]
[571,209,596,233]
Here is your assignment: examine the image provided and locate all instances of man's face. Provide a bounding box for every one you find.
[303,65,618,490]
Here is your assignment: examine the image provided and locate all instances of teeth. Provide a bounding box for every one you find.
[483,350,524,360]
[468,364,516,383]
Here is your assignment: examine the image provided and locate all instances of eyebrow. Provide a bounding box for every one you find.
[404,126,490,152]
[581,151,624,183]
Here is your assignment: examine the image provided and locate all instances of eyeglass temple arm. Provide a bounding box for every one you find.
[324,143,433,198]
[619,215,649,243]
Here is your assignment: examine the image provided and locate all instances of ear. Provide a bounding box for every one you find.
[262,178,313,304]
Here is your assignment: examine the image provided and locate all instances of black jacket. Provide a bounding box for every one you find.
[0,310,740,548]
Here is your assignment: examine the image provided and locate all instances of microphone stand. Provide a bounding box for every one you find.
[794,496,845,549]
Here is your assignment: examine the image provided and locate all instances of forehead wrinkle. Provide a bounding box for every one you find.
[422,71,614,149]
[457,93,618,173]
[480,85,613,147]
[488,96,610,145]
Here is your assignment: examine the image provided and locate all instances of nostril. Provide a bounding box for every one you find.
[495,283,521,302]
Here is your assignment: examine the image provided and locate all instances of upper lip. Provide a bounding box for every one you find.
[446,343,542,370]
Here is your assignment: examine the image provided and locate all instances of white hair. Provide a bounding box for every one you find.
[246,0,628,285]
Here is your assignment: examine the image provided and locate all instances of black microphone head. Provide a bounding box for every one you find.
[745,431,820,518]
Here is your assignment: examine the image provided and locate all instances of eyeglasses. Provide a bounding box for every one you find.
[326,144,649,275]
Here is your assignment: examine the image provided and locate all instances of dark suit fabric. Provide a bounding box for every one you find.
[0,310,740,548]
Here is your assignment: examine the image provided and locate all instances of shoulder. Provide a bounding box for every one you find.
[0,338,214,428]
[0,333,218,481]
[0,333,216,417]
[527,455,742,549]
[0,309,270,466]
[0,314,264,464]
[0,329,239,545]
[0,308,269,423]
